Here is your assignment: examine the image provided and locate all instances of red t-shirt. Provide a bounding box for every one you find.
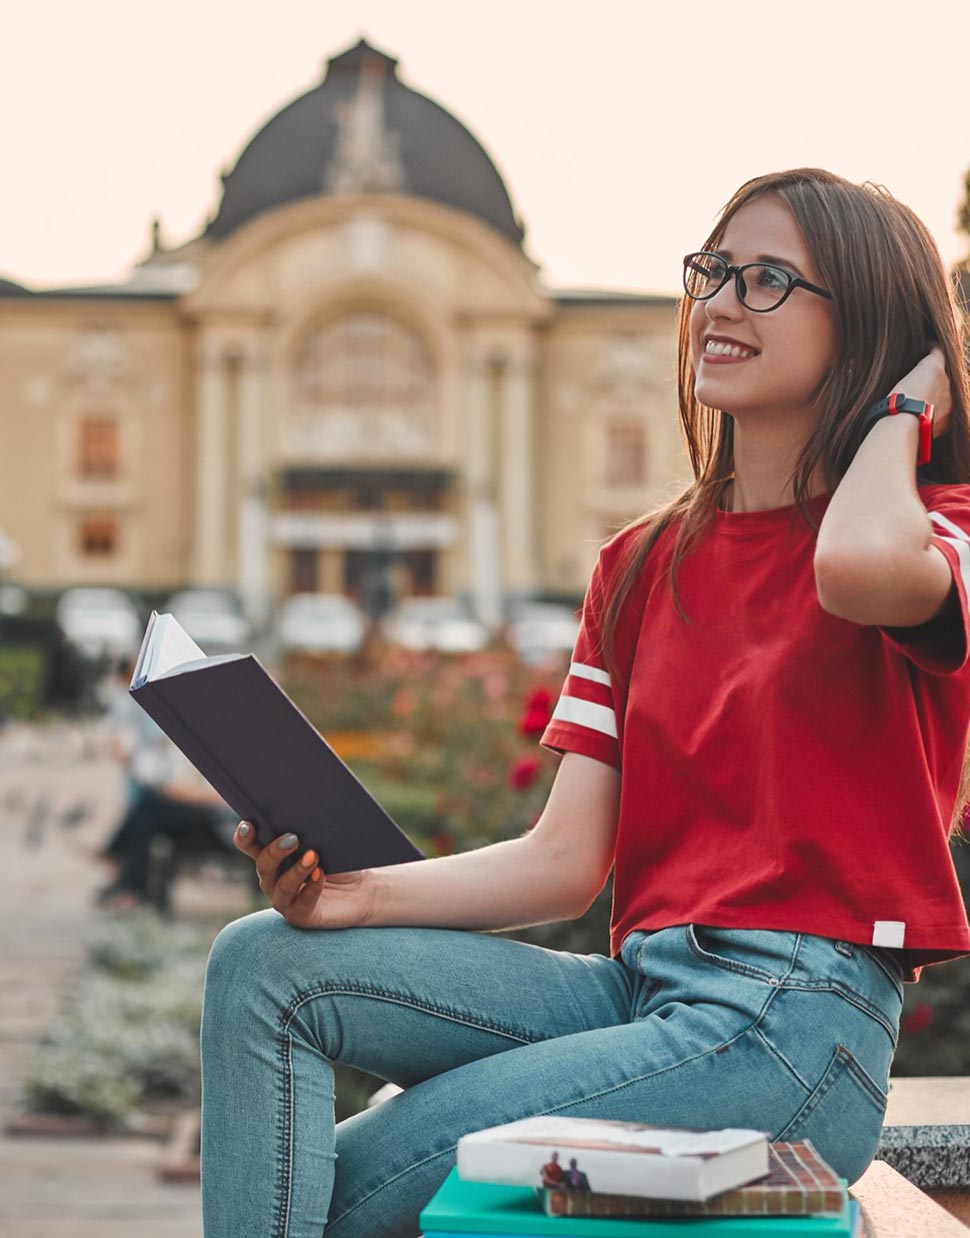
[542,484,970,983]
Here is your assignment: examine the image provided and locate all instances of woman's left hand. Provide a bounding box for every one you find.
[891,346,953,439]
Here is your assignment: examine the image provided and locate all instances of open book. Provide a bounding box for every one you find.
[129,612,424,873]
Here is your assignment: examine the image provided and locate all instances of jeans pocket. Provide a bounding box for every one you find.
[685,923,791,985]
[773,1043,888,1185]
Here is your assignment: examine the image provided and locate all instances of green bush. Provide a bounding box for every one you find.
[0,644,47,720]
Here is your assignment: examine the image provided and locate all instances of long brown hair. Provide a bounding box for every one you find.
[599,167,970,837]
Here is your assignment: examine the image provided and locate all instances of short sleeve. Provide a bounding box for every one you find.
[879,486,970,675]
[540,551,621,769]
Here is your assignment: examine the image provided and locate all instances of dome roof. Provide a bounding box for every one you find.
[206,39,524,247]
[0,276,30,296]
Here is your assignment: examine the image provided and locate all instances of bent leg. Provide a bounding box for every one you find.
[199,910,636,1238]
[326,923,901,1236]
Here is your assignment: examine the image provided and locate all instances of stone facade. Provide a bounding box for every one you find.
[0,40,687,619]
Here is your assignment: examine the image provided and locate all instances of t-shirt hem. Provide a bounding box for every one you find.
[540,723,621,770]
[612,914,970,982]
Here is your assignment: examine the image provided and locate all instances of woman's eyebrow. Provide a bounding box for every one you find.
[714,250,806,278]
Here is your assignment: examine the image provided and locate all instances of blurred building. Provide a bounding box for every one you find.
[0,38,686,622]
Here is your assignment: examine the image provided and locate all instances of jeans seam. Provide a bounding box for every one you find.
[776,980,899,1048]
[282,982,541,1045]
[273,986,537,1235]
[750,1023,813,1093]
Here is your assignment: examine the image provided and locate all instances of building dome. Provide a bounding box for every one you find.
[206,39,525,247]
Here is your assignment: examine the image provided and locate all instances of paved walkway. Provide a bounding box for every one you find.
[0,719,243,1237]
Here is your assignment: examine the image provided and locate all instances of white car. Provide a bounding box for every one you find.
[382,597,490,653]
[275,593,367,655]
[506,601,580,665]
[55,587,142,662]
[166,588,250,654]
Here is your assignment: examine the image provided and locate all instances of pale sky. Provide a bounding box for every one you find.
[2,0,968,296]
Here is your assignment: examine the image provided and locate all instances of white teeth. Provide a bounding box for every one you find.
[705,340,756,359]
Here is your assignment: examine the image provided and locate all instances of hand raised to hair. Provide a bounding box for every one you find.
[891,346,952,440]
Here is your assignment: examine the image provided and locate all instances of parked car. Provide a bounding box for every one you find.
[55,587,142,662]
[0,583,28,615]
[506,601,580,665]
[382,596,490,653]
[166,587,250,654]
[275,593,367,655]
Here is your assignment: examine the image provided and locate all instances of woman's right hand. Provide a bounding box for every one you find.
[232,823,375,930]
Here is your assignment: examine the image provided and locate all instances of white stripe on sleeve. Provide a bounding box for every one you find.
[569,662,612,687]
[929,511,970,543]
[550,695,618,739]
[933,534,970,602]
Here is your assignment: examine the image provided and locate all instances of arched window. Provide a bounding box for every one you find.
[604,419,648,487]
[292,312,434,410]
[287,312,438,461]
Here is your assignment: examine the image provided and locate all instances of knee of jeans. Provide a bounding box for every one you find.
[204,908,285,997]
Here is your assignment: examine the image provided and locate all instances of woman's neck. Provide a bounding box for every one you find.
[723,418,826,512]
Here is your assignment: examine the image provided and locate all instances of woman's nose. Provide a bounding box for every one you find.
[705,274,745,318]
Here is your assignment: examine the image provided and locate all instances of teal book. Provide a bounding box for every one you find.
[419,1170,852,1237]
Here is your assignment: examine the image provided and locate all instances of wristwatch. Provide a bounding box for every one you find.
[856,392,935,466]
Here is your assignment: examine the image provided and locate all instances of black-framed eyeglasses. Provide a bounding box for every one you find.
[682,251,833,313]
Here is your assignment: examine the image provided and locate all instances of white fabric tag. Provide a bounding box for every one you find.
[872,920,906,948]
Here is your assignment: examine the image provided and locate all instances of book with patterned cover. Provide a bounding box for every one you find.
[543,1141,845,1218]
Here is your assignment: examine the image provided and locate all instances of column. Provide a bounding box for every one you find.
[191,345,230,583]
[464,355,503,632]
[498,345,539,595]
[237,348,272,627]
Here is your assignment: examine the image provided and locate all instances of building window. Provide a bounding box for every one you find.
[604,421,647,487]
[290,548,319,595]
[78,417,120,479]
[292,312,435,411]
[79,514,117,556]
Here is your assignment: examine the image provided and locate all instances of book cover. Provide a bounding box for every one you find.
[543,1141,845,1218]
[420,1169,852,1237]
[457,1116,769,1202]
[129,613,424,874]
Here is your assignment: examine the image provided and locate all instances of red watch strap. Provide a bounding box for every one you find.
[918,408,933,466]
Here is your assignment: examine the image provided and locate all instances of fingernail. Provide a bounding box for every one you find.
[279,834,298,852]
[301,851,315,868]
[311,868,321,883]
[238,822,250,838]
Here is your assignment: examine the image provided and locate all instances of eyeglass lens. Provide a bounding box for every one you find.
[684,254,790,310]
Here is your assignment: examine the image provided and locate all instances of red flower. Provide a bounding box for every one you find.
[431,830,455,855]
[509,755,542,790]
[519,688,552,737]
[901,1002,934,1035]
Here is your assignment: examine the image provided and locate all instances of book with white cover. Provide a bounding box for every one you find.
[457,1116,769,1202]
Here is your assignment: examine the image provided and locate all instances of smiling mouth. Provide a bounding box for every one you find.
[703,340,759,360]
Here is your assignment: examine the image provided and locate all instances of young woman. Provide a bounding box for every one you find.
[200,167,970,1237]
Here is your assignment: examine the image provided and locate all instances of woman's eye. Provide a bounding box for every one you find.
[756,266,788,289]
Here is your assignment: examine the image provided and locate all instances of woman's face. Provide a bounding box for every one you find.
[689,194,838,427]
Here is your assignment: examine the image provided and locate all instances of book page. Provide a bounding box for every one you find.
[131,613,207,686]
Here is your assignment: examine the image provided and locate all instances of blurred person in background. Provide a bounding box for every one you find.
[98,659,235,908]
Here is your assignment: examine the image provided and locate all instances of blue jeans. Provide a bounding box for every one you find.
[200,913,903,1237]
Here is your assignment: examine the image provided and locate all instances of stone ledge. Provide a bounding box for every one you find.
[880,1077,970,1191]
[877,1126,970,1190]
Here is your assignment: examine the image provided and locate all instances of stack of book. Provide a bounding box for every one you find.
[419,1117,864,1237]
